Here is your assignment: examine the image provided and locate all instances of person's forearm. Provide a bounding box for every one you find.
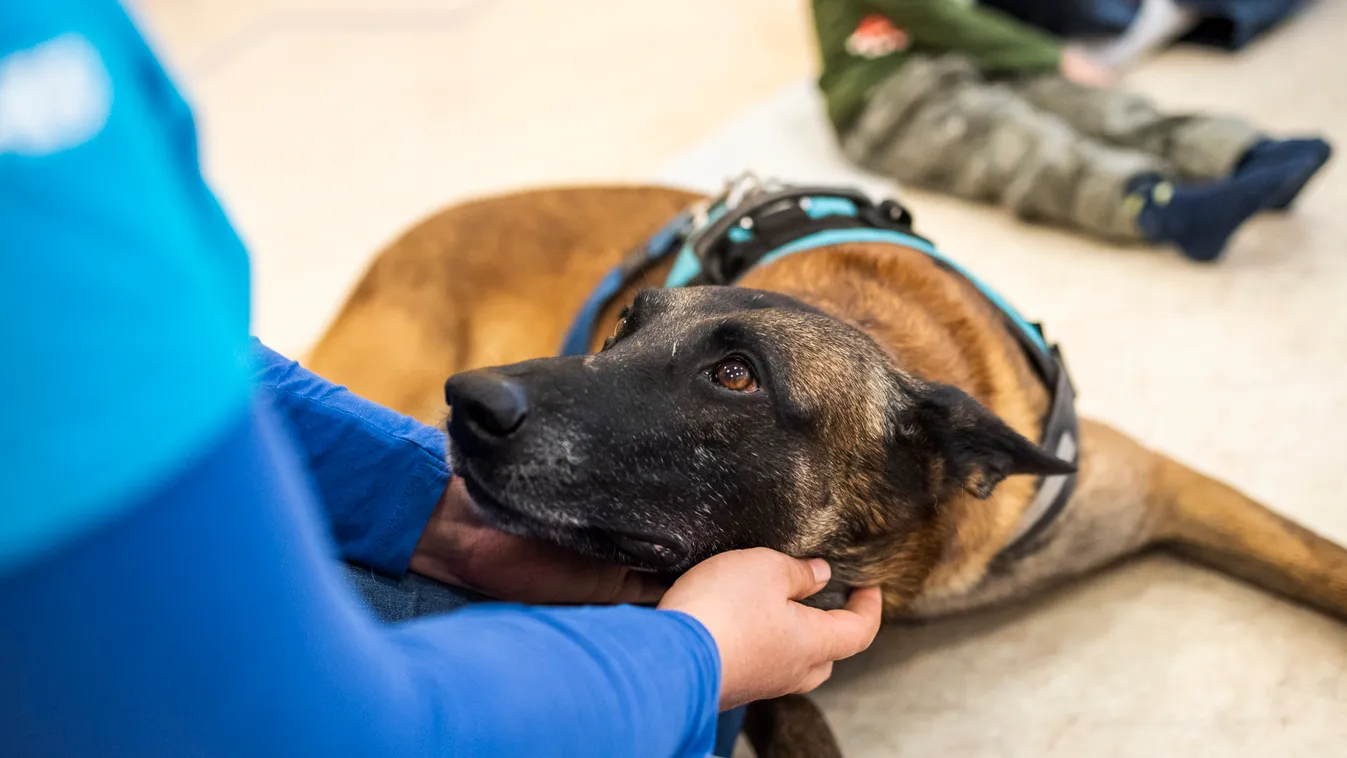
[1088,0,1199,69]
[0,404,719,757]
[870,0,1063,72]
[252,339,448,576]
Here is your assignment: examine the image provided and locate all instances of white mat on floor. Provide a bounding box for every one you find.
[656,80,894,197]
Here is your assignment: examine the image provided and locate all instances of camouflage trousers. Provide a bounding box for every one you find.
[840,54,1263,241]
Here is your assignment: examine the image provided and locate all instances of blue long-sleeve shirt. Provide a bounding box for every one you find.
[250,338,450,577]
[0,2,721,755]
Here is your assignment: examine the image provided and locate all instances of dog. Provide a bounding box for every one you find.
[306,180,1347,757]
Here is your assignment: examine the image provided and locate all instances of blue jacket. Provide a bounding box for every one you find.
[0,2,721,755]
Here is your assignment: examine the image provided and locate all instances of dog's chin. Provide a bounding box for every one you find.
[454,463,690,573]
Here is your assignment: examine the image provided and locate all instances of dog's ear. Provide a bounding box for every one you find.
[903,381,1075,499]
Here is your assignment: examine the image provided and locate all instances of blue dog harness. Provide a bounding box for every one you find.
[559,178,1079,557]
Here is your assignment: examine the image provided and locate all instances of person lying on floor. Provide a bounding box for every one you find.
[812,0,1332,262]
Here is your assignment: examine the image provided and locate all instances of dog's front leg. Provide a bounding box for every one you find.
[742,695,844,758]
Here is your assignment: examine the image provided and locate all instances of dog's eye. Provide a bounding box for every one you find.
[712,357,758,393]
[601,307,631,352]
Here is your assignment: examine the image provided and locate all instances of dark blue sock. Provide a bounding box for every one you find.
[1237,137,1333,211]
[1132,165,1287,263]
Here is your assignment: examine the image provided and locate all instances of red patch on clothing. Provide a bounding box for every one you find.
[845,14,909,59]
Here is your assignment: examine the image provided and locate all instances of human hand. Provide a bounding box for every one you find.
[658,548,884,711]
[1060,46,1117,88]
[409,477,665,605]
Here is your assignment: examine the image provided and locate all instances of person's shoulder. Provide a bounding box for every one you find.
[0,0,175,169]
[0,0,255,576]
[0,20,114,162]
[1,0,127,56]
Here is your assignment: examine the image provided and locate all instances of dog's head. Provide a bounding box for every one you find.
[446,287,1071,593]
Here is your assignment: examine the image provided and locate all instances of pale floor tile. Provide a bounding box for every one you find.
[134,0,814,353]
[813,559,1347,756]
[128,0,277,73]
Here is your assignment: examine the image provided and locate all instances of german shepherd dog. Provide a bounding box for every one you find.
[306,183,1347,757]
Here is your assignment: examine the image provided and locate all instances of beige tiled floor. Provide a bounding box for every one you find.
[133,1,1347,756]
[132,0,815,354]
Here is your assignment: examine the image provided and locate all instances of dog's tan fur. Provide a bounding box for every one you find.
[308,185,1347,757]
[308,187,694,422]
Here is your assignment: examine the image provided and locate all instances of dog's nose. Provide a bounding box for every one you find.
[444,371,529,438]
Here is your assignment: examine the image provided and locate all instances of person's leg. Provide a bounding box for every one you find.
[713,706,748,757]
[343,565,748,756]
[1010,73,1332,210]
[1127,166,1298,262]
[1011,73,1262,180]
[344,564,487,621]
[839,54,982,172]
[841,57,1302,261]
[844,56,1164,241]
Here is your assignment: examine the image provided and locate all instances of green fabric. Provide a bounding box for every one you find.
[812,0,1064,130]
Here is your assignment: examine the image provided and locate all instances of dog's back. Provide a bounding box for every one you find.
[307,185,698,422]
